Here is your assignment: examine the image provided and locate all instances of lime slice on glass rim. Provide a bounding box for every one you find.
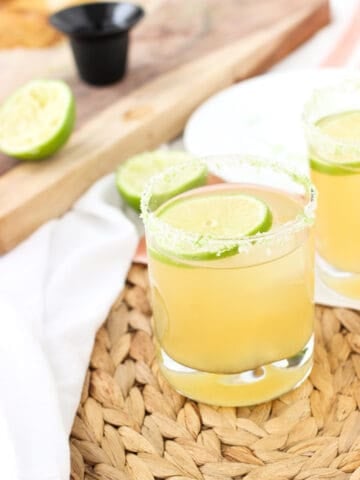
[310,111,360,176]
[116,150,207,211]
[0,79,75,160]
[309,157,360,175]
[152,189,273,261]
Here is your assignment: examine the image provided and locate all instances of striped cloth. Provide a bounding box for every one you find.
[322,0,360,67]
[272,0,360,71]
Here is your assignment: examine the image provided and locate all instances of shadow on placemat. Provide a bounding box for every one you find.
[70,263,360,480]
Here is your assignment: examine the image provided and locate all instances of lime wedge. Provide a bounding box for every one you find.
[116,151,207,211]
[155,191,273,260]
[0,80,75,160]
[311,111,360,175]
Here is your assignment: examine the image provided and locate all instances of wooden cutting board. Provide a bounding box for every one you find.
[0,0,329,253]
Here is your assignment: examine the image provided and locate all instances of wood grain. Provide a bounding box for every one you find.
[0,0,330,252]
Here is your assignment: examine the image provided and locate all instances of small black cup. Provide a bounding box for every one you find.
[50,2,144,86]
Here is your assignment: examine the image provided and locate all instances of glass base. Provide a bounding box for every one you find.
[317,255,360,300]
[158,335,314,407]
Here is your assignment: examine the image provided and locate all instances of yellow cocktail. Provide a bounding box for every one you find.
[304,83,360,298]
[141,156,316,406]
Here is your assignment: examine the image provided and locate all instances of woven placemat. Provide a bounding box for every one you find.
[70,263,360,480]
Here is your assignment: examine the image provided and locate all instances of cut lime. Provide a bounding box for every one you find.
[116,151,207,211]
[317,110,360,141]
[155,190,273,260]
[310,111,360,176]
[309,157,358,176]
[0,79,75,160]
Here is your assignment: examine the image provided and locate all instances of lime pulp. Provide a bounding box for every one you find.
[0,79,75,160]
[154,189,273,260]
[310,111,360,176]
[116,150,207,211]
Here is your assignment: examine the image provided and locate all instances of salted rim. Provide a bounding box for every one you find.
[303,79,360,170]
[140,155,317,256]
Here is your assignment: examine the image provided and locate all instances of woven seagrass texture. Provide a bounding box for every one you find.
[70,263,360,480]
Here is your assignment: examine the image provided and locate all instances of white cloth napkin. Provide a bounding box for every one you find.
[0,175,138,480]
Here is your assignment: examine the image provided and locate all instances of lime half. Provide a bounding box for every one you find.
[0,80,75,160]
[116,151,207,211]
[155,190,273,260]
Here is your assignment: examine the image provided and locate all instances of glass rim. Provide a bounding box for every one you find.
[303,79,360,152]
[140,154,317,255]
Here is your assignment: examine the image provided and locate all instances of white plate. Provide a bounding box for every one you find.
[184,69,357,172]
[184,68,360,310]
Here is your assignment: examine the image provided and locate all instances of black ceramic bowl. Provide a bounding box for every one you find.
[50,2,144,86]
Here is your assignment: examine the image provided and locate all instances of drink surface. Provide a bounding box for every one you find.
[148,184,314,376]
[310,111,360,289]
